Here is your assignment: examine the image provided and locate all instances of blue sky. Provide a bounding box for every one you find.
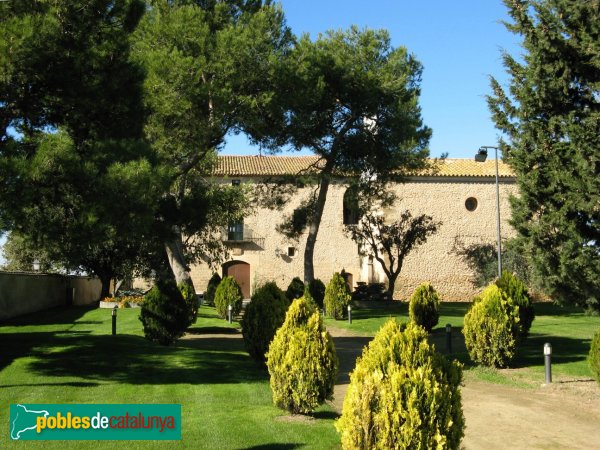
[223,0,522,159]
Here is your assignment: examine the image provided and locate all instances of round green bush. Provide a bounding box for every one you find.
[266,296,338,414]
[408,282,441,332]
[589,328,600,385]
[214,276,243,319]
[241,282,290,363]
[324,272,352,319]
[286,277,305,301]
[463,284,521,368]
[496,271,535,338]
[308,278,326,309]
[336,320,464,449]
[178,282,198,327]
[140,278,190,346]
[204,273,221,306]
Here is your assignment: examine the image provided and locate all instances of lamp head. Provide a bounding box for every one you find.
[475,148,488,162]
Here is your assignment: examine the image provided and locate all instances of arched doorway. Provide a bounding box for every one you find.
[223,261,251,299]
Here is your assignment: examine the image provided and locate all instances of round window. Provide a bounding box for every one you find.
[465,197,478,212]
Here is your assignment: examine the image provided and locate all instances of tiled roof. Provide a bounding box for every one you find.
[214,155,515,178]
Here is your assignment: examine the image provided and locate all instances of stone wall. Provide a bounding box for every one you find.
[0,272,101,321]
[189,175,518,301]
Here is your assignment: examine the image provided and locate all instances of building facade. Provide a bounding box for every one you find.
[189,155,517,301]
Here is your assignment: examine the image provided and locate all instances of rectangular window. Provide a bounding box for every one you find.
[228,220,244,241]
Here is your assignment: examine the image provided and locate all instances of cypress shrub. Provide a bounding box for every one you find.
[408,282,441,332]
[324,272,351,319]
[266,296,338,414]
[589,328,600,385]
[496,271,535,338]
[204,273,221,306]
[214,276,243,319]
[336,320,464,449]
[178,282,198,327]
[286,276,305,301]
[140,278,190,346]
[242,282,290,363]
[463,284,521,368]
[308,278,326,309]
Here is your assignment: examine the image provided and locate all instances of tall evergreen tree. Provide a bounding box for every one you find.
[488,0,600,311]
[272,27,431,283]
[0,0,166,297]
[132,0,292,289]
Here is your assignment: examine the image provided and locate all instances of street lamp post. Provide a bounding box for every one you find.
[475,146,502,278]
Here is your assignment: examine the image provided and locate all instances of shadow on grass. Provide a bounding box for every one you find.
[311,410,340,420]
[0,381,99,389]
[1,306,97,326]
[511,333,591,369]
[187,326,240,335]
[241,445,304,450]
[19,331,266,385]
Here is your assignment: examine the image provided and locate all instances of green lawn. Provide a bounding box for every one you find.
[1,306,340,449]
[326,301,600,386]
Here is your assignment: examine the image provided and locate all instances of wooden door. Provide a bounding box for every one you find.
[224,261,250,299]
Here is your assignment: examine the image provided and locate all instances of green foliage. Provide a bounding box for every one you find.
[496,271,535,338]
[324,273,352,319]
[204,273,222,306]
[408,283,441,332]
[463,285,521,368]
[214,276,243,319]
[336,320,464,449]
[272,26,431,283]
[589,328,600,386]
[308,278,326,309]
[266,296,338,414]
[346,210,440,300]
[488,0,600,312]
[285,277,305,302]
[140,278,190,346]
[241,282,290,363]
[178,282,198,327]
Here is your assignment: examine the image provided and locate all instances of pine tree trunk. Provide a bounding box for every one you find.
[387,275,397,301]
[164,227,195,291]
[304,175,331,285]
[99,274,112,300]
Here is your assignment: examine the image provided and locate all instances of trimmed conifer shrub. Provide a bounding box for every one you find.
[204,273,221,306]
[242,282,290,363]
[324,272,352,319]
[266,296,338,414]
[336,320,464,449]
[178,282,198,327]
[214,276,243,319]
[589,328,600,385]
[140,278,190,346]
[496,271,535,338]
[286,277,305,301]
[408,282,440,332]
[308,278,326,309]
[463,284,521,368]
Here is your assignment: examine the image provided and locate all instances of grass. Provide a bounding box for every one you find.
[1,306,340,449]
[325,300,600,386]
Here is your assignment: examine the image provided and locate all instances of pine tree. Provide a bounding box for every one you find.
[488,0,600,311]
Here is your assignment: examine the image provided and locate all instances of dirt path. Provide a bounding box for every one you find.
[326,324,600,450]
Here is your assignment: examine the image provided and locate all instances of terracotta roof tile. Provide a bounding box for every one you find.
[214,155,514,178]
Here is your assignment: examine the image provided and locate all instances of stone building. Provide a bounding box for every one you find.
[189,155,517,301]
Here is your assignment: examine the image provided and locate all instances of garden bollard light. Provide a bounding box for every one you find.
[228,304,233,324]
[348,305,352,324]
[544,343,552,384]
[446,323,452,354]
[112,306,117,336]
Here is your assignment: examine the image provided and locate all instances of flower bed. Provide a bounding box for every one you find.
[99,296,144,309]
